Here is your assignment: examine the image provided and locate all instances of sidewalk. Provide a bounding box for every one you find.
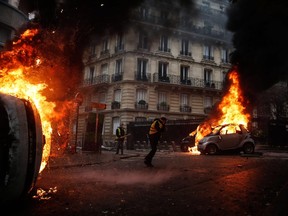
[46,149,146,169]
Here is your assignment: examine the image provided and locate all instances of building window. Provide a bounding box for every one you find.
[115,33,124,51]
[160,10,168,21]
[137,58,148,80]
[136,89,148,109]
[180,39,190,56]
[180,65,190,84]
[203,45,214,60]
[180,94,189,106]
[114,89,121,102]
[157,91,169,111]
[204,96,213,108]
[112,89,121,109]
[90,44,96,56]
[180,16,190,27]
[112,117,120,135]
[100,37,109,55]
[159,35,169,52]
[158,91,167,104]
[89,66,95,84]
[115,59,122,75]
[204,68,212,87]
[136,89,147,102]
[221,49,229,63]
[99,93,106,103]
[139,32,148,49]
[101,63,108,74]
[158,62,169,82]
[139,7,148,20]
[180,93,191,112]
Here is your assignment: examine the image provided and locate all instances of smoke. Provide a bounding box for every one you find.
[77,169,176,185]
[226,0,288,98]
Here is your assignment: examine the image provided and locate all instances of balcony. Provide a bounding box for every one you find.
[181,79,191,85]
[135,100,148,110]
[82,74,110,87]
[157,102,170,111]
[100,49,110,56]
[180,105,191,113]
[204,107,212,114]
[115,44,124,52]
[112,73,123,82]
[158,47,171,52]
[135,73,151,82]
[111,101,121,109]
[180,50,192,56]
[158,76,170,83]
[152,73,223,90]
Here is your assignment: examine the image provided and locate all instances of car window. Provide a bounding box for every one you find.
[220,125,239,135]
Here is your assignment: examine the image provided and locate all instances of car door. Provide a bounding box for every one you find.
[218,125,242,150]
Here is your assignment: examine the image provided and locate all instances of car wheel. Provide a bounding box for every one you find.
[243,143,254,154]
[206,144,218,155]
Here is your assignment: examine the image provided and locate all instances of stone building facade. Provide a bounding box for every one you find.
[76,0,233,149]
[0,0,28,49]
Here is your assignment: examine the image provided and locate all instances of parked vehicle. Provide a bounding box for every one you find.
[180,135,195,152]
[197,123,255,155]
[0,93,44,204]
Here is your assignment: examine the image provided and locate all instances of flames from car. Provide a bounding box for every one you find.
[0,28,73,172]
[189,66,251,154]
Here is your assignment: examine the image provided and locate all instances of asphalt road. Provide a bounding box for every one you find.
[7,150,288,216]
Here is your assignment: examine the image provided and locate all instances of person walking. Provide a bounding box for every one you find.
[116,123,126,155]
[144,117,167,167]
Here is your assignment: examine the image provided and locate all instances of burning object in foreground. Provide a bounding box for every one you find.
[0,93,44,204]
[197,123,255,155]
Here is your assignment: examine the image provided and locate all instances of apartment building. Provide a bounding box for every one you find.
[0,0,29,50]
[76,0,233,149]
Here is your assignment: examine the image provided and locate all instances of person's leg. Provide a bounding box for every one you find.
[120,141,124,155]
[116,140,120,154]
[144,135,158,166]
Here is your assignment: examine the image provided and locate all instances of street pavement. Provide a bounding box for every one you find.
[46,144,288,169]
[44,144,288,216]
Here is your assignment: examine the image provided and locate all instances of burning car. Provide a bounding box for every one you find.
[197,123,255,155]
[180,135,195,152]
[0,93,44,204]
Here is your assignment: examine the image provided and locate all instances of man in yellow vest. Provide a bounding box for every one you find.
[116,123,126,155]
[144,117,167,167]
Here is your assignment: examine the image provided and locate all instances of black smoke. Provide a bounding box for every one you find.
[226,0,288,98]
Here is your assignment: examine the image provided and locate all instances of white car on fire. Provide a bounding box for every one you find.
[197,123,255,155]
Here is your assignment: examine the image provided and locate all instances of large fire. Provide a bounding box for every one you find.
[0,28,74,172]
[189,67,251,154]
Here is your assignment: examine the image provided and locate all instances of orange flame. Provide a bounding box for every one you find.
[189,66,250,154]
[0,29,56,172]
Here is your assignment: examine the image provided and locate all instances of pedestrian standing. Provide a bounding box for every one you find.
[144,117,167,167]
[116,123,126,155]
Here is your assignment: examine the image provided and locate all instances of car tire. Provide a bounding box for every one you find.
[206,144,218,155]
[243,143,254,154]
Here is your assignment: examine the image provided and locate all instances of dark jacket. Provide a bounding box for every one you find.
[116,126,125,141]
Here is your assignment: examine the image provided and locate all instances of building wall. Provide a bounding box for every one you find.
[0,0,28,49]
[76,0,233,148]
